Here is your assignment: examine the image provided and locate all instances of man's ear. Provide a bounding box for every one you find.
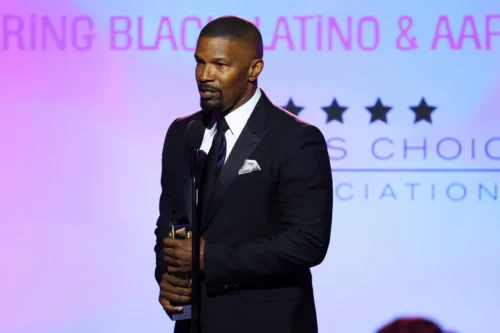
[248,59,264,82]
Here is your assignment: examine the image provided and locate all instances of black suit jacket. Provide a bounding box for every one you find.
[154,90,333,333]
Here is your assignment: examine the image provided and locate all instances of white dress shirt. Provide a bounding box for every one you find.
[199,88,261,162]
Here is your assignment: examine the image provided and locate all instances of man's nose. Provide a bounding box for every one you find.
[198,64,215,82]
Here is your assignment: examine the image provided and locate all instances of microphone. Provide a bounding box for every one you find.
[185,120,205,333]
[186,120,205,150]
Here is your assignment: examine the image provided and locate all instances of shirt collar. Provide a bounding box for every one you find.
[224,88,261,137]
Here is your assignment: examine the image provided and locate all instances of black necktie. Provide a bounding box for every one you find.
[199,118,229,217]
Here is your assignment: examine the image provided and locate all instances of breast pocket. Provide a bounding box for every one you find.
[236,169,267,181]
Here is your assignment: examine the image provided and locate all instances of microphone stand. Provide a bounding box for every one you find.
[190,148,201,333]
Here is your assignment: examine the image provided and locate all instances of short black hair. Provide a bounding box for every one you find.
[199,15,263,59]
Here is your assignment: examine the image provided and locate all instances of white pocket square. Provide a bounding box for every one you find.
[238,159,261,175]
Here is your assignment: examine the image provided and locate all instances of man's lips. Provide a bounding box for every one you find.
[199,89,219,98]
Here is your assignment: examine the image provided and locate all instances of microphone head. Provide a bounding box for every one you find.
[186,120,205,149]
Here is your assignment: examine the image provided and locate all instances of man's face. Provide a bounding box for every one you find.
[194,36,254,114]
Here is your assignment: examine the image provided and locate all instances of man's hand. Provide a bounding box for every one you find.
[159,272,192,313]
[163,236,206,273]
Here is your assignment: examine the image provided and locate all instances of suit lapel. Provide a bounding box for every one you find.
[201,90,273,231]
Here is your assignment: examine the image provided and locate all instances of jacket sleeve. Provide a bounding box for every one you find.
[203,124,333,288]
[154,118,179,285]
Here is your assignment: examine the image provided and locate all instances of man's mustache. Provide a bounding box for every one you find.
[198,84,221,93]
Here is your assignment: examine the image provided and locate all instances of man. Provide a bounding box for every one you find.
[154,15,333,333]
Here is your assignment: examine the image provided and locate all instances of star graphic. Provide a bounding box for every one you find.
[322,98,348,124]
[366,98,392,124]
[282,98,304,116]
[410,97,436,124]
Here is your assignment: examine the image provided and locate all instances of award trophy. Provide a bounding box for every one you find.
[166,221,192,321]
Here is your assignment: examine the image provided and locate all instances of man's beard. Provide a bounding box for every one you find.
[200,94,224,113]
